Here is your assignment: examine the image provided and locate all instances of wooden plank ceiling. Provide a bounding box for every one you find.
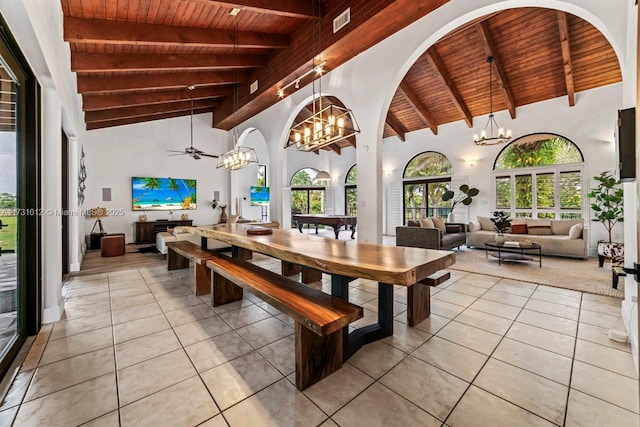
[61,3,621,154]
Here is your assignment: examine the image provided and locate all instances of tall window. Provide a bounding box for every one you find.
[403,152,452,223]
[493,134,584,219]
[345,164,357,216]
[290,168,325,227]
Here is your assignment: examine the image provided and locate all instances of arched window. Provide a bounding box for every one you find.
[345,165,357,216]
[290,168,325,226]
[402,152,453,223]
[493,134,584,219]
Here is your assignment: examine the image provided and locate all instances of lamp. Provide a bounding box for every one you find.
[90,207,107,234]
[284,1,359,152]
[473,57,512,146]
[217,8,258,170]
[314,170,331,183]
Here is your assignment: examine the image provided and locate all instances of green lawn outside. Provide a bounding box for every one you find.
[0,216,16,251]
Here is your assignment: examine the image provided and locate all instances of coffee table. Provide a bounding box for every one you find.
[485,241,542,267]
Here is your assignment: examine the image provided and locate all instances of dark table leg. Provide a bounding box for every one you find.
[314,224,319,234]
[333,225,340,239]
[350,225,356,239]
[297,223,303,233]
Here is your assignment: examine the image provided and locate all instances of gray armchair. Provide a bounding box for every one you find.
[396,222,467,250]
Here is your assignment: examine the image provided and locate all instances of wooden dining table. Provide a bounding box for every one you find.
[188,224,455,360]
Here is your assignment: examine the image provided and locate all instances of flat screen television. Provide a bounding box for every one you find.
[132,177,197,211]
[250,186,270,206]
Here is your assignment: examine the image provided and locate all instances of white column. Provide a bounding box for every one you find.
[41,87,63,323]
[68,136,80,272]
[355,125,383,244]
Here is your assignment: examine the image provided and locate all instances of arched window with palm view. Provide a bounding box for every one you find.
[402,152,453,223]
[493,134,584,219]
[345,164,357,216]
[290,168,325,228]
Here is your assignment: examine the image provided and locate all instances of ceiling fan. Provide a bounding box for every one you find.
[167,85,219,160]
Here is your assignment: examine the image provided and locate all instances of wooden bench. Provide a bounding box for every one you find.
[406,270,451,326]
[205,253,363,391]
[166,241,218,295]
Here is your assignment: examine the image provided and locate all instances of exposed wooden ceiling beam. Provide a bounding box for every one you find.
[328,144,341,154]
[476,21,516,119]
[84,99,219,123]
[77,71,248,94]
[71,52,267,73]
[189,0,316,19]
[557,11,575,107]
[386,112,407,142]
[63,17,290,49]
[82,86,233,111]
[398,81,438,135]
[426,47,473,128]
[86,108,214,130]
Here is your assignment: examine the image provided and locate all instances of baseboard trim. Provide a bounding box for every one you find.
[42,303,63,324]
[69,262,81,272]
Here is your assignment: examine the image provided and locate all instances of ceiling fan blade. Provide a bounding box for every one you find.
[167,149,186,153]
[199,153,219,158]
[168,153,188,156]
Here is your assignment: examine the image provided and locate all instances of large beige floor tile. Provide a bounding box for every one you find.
[63,301,112,320]
[574,339,637,379]
[565,389,640,427]
[411,313,450,334]
[257,334,295,376]
[120,376,218,427]
[333,382,440,427]
[150,284,194,301]
[456,274,500,289]
[111,302,163,325]
[222,379,326,427]
[433,290,478,307]
[32,323,53,346]
[109,292,157,311]
[524,299,579,320]
[64,291,111,308]
[531,289,581,308]
[185,330,254,373]
[82,410,120,426]
[157,294,205,312]
[579,309,625,330]
[412,336,488,382]
[516,309,577,336]
[117,349,197,406]
[444,282,488,297]
[468,299,521,320]
[115,329,182,369]
[430,299,466,319]
[25,347,115,401]
[480,290,529,307]
[492,338,572,385]
[66,282,110,298]
[109,286,151,299]
[436,321,502,355]
[236,317,294,348]
[21,343,45,371]
[454,308,513,335]
[380,355,468,421]
[577,322,631,353]
[39,326,113,366]
[173,315,232,347]
[304,364,374,415]
[447,385,554,427]
[218,304,272,329]
[201,351,283,410]
[14,373,118,427]
[0,369,34,411]
[491,281,536,297]
[113,313,171,344]
[506,322,575,357]
[474,359,567,425]
[163,303,217,327]
[348,341,407,379]
[198,414,228,427]
[49,312,112,341]
[0,407,18,426]
[581,297,622,316]
[571,360,639,413]
[211,298,254,314]
[382,320,431,353]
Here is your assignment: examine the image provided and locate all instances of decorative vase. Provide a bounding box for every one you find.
[495,234,506,245]
[219,206,228,224]
[447,212,455,223]
[181,213,189,220]
[138,214,147,222]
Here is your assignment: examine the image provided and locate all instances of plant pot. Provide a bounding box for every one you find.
[138,214,147,222]
[495,234,506,245]
[219,206,228,224]
[181,213,189,220]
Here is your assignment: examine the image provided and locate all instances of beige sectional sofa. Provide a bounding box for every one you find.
[466,217,588,259]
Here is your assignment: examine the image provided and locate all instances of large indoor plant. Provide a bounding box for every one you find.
[442,184,479,222]
[587,171,624,265]
[490,210,512,244]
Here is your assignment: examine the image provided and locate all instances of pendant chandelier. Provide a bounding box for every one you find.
[217,8,258,170]
[473,56,512,146]
[284,1,360,152]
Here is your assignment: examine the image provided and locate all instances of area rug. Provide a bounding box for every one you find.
[448,247,623,298]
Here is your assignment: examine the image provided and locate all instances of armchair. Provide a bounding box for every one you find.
[396,222,467,250]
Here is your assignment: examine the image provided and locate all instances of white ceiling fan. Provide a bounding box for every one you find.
[167,85,219,160]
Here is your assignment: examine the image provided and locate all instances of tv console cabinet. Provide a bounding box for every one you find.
[135,220,193,244]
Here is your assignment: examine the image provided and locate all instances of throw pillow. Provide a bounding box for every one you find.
[419,217,435,228]
[477,216,494,231]
[468,220,481,233]
[568,223,583,239]
[526,219,553,235]
[431,217,447,234]
[550,219,582,235]
[173,226,189,235]
[166,227,174,234]
[510,224,528,234]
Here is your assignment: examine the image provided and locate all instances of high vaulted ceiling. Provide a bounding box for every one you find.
[61,2,622,148]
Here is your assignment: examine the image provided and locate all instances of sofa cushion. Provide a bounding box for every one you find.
[419,217,435,228]
[431,217,446,234]
[173,226,191,234]
[550,219,582,235]
[511,224,528,234]
[568,223,583,239]
[468,220,481,233]
[526,219,552,235]
[477,216,494,231]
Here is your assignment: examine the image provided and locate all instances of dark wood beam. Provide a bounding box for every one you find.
[557,11,575,107]
[347,136,356,147]
[426,47,473,128]
[77,71,248,94]
[386,112,407,142]
[398,81,438,135]
[86,108,214,130]
[190,0,316,19]
[72,52,267,73]
[476,21,516,119]
[64,16,290,49]
[82,86,233,111]
[84,99,219,123]
[328,144,341,154]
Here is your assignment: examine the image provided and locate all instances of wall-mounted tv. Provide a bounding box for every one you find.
[250,186,270,206]
[132,177,197,211]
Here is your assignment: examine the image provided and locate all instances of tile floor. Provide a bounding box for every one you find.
[0,253,638,426]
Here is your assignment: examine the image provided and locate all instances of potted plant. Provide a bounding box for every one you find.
[587,171,624,265]
[442,184,479,222]
[490,210,512,244]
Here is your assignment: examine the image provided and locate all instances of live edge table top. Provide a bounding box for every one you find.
[188,224,455,286]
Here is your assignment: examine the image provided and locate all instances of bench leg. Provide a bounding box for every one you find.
[211,271,243,306]
[301,267,322,284]
[407,282,430,326]
[167,248,189,270]
[295,323,342,391]
[282,261,302,276]
[194,263,212,296]
[232,246,253,260]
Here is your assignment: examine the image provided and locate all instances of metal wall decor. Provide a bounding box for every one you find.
[78,146,87,205]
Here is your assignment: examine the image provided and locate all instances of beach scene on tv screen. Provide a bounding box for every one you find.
[132,177,197,210]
